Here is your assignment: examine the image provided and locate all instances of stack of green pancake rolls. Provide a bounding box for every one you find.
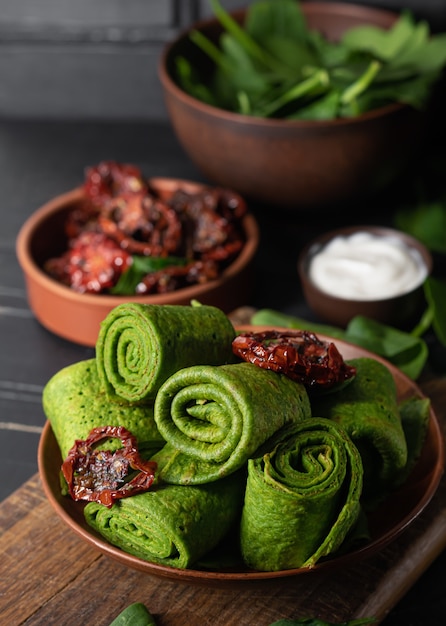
[42,358,165,459]
[96,301,236,403]
[84,470,245,569]
[311,357,408,507]
[151,361,312,484]
[240,418,363,571]
[41,302,430,573]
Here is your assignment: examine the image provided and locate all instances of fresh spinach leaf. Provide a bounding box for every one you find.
[250,308,345,338]
[341,11,418,62]
[175,57,217,106]
[395,199,446,254]
[344,316,428,380]
[287,89,341,120]
[176,0,446,119]
[258,69,330,117]
[245,0,308,45]
[208,0,289,76]
[423,276,446,345]
[110,255,187,295]
[250,308,429,379]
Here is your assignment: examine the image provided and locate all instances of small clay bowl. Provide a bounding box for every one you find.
[16,178,260,347]
[159,2,425,209]
[298,226,433,328]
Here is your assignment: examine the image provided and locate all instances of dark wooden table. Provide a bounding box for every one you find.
[1,118,445,625]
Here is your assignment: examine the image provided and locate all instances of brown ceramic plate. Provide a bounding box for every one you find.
[38,331,444,585]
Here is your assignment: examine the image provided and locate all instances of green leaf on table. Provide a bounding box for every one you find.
[395,199,446,254]
[108,602,156,626]
[250,308,345,338]
[344,316,428,380]
[423,276,446,345]
[250,309,428,379]
[110,255,188,295]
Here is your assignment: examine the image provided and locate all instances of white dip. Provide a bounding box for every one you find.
[308,231,428,301]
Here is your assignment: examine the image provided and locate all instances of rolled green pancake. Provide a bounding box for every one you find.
[311,357,408,505]
[394,395,431,488]
[96,302,236,404]
[84,470,245,569]
[152,362,311,484]
[240,418,363,571]
[42,358,164,459]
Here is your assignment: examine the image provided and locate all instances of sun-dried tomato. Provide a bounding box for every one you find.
[97,192,183,257]
[64,200,100,239]
[45,231,132,293]
[169,187,246,264]
[61,425,157,508]
[232,330,356,390]
[84,160,147,207]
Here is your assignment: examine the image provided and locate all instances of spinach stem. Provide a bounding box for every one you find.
[237,91,251,115]
[411,305,433,338]
[341,59,382,104]
[209,0,293,77]
[260,69,329,117]
[190,29,232,73]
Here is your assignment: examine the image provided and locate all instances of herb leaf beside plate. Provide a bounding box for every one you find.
[250,308,429,381]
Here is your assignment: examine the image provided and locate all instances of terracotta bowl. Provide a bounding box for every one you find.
[158,2,425,210]
[298,225,433,328]
[16,178,260,347]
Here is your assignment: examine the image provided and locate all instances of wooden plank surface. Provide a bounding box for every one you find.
[0,379,444,626]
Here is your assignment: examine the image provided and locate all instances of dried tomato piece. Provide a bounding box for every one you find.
[64,200,100,239]
[232,330,356,390]
[61,426,157,508]
[45,231,132,293]
[84,160,147,207]
[168,187,246,265]
[97,193,183,257]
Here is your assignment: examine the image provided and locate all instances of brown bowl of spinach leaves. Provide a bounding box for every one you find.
[159,0,446,209]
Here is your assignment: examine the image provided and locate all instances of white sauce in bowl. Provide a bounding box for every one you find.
[308,232,429,301]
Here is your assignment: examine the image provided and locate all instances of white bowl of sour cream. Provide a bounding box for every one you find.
[298,226,432,328]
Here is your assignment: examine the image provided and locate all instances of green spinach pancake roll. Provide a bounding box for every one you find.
[84,471,245,569]
[240,418,363,571]
[311,357,408,506]
[152,362,311,484]
[43,359,164,459]
[96,302,236,404]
